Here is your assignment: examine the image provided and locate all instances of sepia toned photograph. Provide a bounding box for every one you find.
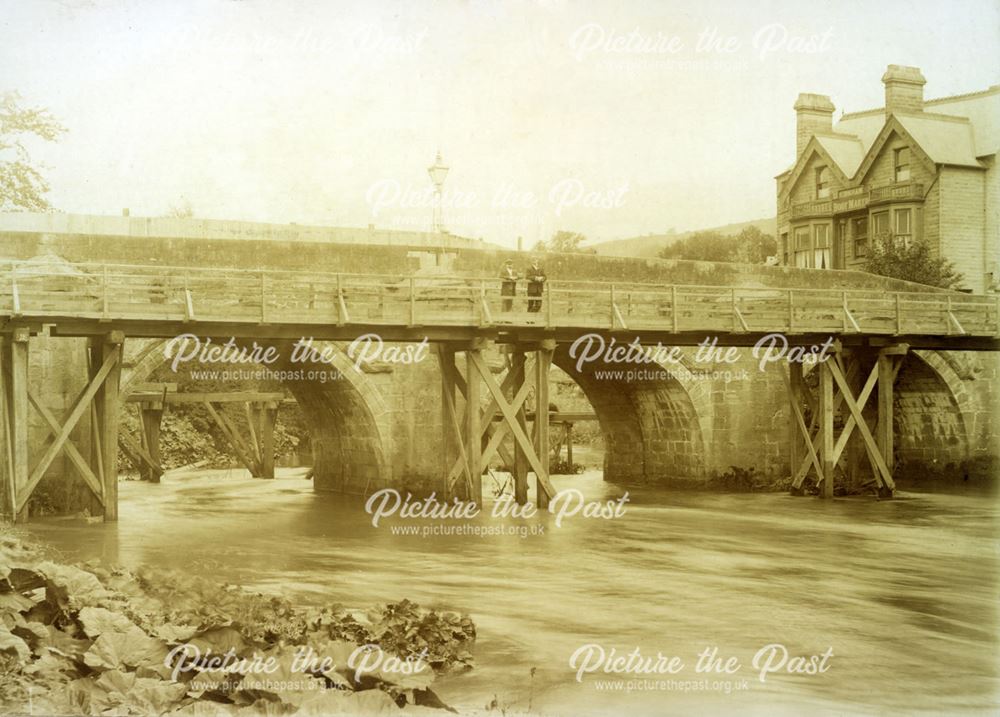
[0,1,998,715]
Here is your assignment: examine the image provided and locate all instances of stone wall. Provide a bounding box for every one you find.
[0,222,951,295]
[939,166,989,293]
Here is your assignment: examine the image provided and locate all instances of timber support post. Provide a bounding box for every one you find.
[1,329,30,522]
[784,339,903,501]
[511,346,529,505]
[465,341,484,504]
[534,340,554,510]
[875,345,906,498]
[787,361,805,496]
[444,339,556,510]
[90,331,124,522]
[437,344,471,500]
[819,355,835,499]
[259,401,278,480]
[139,402,165,483]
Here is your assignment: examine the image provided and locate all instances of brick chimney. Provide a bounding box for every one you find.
[882,65,925,115]
[793,93,835,157]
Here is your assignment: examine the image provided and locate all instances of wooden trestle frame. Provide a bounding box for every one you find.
[437,340,557,507]
[120,391,283,483]
[0,326,286,522]
[785,342,907,498]
[1,329,122,522]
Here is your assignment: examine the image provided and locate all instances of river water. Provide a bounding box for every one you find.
[24,469,999,717]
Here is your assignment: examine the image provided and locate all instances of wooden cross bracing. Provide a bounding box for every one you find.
[437,342,556,508]
[0,331,122,522]
[119,391,283,481]
[786,345,906,498]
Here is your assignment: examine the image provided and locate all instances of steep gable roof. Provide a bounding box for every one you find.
[815,134,866,176]
[854,120,925,182]
[895,113,982,167]
[779,83,997,185]
[837,85,999,158]
[834,113,884,154]
[778,136,852,199]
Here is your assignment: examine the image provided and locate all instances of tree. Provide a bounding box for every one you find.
[166,199,194,218]
[865,237,963,289]
[0,92,66,212]
[657,226,777,263]
[534,230,594,254]
[731,226,778,264]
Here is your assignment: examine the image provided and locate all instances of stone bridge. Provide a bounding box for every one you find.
[1,212,997,521]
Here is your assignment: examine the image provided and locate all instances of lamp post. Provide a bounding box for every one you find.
[427,151,449,233]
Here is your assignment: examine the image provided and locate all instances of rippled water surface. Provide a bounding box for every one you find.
[25,469,999,716]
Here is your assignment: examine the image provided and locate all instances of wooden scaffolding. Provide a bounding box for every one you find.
[0,330,123,522]
[785,343,906,498]
[437,340,557,507]
[120,390,283,483]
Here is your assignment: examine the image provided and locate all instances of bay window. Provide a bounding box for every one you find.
[793,227,810,268]
[852,216,868,258]
[894,208,912,246]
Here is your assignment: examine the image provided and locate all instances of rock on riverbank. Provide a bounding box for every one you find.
[0,531,475,715]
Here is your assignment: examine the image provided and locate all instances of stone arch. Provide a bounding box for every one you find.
[120,338,391,494]
[800,349,973,468]
[551,345,709,484]
[894,350,973,466]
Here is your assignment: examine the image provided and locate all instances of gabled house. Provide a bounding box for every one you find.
[776,65,999,293]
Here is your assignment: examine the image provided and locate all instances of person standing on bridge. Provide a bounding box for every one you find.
[526,257,546,312]
[499,258,518,312]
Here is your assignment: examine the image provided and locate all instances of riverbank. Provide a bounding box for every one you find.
[0,526,475,716]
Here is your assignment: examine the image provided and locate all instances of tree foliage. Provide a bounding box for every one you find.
[533,230,594,254]
[865,236,963,289]
[165,199,194,218]
[657,226,777,263]
[0,92,66,212]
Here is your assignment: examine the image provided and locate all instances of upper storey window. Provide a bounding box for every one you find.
[894,147,911,182]
[815,166,831,199]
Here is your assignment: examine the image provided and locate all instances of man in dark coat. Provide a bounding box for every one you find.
[526,257,546,312]
[499,259,517,312]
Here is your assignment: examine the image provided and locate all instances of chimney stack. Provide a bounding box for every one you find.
[793,93,835,157]
[882,64,925,115]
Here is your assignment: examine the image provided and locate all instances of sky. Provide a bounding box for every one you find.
[1,0,998,248]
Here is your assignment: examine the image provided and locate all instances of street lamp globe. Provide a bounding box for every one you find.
[427,151,449,188]
[427,151,449,232]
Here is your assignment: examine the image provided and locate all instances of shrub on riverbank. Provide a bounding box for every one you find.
[0,531,475,715]
[707,466,792,492]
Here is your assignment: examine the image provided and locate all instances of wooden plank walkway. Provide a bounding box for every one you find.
[1,260,998,349]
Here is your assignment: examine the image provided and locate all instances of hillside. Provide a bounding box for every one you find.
[588,217,777,258]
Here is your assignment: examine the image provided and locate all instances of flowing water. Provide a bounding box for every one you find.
[24,469,999,717]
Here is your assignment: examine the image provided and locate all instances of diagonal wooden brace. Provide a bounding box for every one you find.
[827,359,895,490]
[436,346,473,495]
[26,387,104,503]
[782,367,824,486]
[469,353,555,503]
[790,360,860,488]
[445,356,530,484]
[18,346,119,513]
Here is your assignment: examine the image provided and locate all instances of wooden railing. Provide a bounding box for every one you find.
[0,260,997,338]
